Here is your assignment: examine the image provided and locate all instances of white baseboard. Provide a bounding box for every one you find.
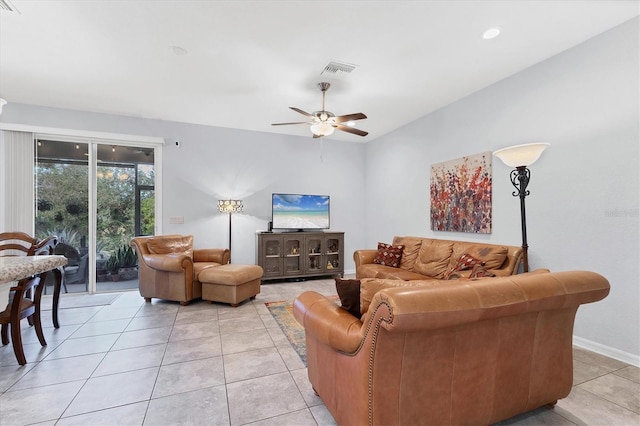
[573,336,640,367]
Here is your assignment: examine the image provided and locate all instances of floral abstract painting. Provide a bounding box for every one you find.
[430,152,492,233]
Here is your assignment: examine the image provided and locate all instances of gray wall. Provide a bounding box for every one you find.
[364,18,639,362]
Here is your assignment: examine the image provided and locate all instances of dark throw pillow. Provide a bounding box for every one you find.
[373,242,404,268]
[335,278,361,318]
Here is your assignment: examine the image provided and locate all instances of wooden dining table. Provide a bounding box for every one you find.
[0,255,68,328]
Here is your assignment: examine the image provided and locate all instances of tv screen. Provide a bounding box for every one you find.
[272,193,330,230]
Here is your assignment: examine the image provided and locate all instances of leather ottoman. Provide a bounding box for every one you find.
[199,264,263,307]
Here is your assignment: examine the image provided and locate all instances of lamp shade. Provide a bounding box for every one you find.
[218,199,243,213]
[493,143,549,167]
[310,121,335,137]
[0,98,6,115]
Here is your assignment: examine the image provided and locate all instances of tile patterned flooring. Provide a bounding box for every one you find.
[0,278,638,425]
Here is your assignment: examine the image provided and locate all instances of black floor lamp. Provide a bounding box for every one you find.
[493,143,549,273]
[217,199,243,263]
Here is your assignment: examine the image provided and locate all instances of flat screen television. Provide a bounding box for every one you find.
[272,193,330,231]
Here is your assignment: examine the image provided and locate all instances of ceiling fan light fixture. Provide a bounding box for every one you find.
[310,121,335,137]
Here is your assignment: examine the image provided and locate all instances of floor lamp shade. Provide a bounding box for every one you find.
[493,143,549,273]
[493,143,549,168]
[218,200,243,263]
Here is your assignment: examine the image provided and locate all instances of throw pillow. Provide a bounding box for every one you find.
[443,253,483,280]
[373,242,404,268]
[335,278,361,318]
[448,244,509,271]
[469,263,496,279]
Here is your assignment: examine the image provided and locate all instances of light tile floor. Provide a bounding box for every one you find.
[0,278,638,425]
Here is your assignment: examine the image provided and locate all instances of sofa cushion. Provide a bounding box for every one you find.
[413,240,454,279]
[147,235,194,258]
[335,278,361,318]
[392,236,423,271]
[448,244,508,271]
[373,242,403,268]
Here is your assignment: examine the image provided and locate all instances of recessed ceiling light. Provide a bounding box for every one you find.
[346,121,356,127]
[482,27,501,40]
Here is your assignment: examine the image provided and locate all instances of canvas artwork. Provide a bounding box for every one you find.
[430,151,492,233]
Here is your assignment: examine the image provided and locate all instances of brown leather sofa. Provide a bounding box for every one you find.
[355,236,523,280]
[131,235,230,305]
[293,270,610,425]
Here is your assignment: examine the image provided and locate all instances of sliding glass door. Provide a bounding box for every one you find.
[34,138,156,293]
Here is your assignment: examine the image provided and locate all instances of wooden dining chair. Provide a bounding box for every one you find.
[0,231,57,256]
[0,232,65,328]
[0,274,47,365]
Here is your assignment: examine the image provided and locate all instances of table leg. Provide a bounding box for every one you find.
[52,267,63,328]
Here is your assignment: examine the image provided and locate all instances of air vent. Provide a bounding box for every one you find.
[0,0,20,13]
[320,61,357,79]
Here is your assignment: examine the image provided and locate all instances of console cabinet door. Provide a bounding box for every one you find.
[324,234,343,275]
[305,235,324,274]
[283,235,303,275]
[260,235,283,278]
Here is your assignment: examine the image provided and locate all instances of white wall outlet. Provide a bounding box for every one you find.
[169,216,184,224]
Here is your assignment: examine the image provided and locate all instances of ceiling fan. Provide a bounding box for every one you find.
[272,82,368,138]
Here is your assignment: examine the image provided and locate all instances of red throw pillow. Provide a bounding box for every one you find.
[469,263,496,279]
[373,242,404,268]
[335,278,361,317]
[444,253,483,280]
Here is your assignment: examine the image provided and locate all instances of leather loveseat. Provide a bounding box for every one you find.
[131,235,230,305]
[355,236,523,280]
[293,270,610,425]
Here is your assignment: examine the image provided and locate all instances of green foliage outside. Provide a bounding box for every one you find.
[35,162,154,256]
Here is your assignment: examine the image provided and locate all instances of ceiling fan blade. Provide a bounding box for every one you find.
[289,107,314,118]
[271,121,310,126]
[312,133,322,139]
[333,113,367,123]
[335,124,368,137]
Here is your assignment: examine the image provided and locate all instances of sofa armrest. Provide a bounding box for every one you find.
[353,249,377,267]
[193,248,230,264]
[293,291,364,354]
[142,253,192,272]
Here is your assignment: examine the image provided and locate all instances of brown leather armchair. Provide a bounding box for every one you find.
[131,235,230,305]
[294,270,610,425]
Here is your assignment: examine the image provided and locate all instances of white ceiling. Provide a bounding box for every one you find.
[0,1,638,142]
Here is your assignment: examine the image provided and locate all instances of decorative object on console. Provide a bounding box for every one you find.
[430,151,492,233]
[218,199,243,263]
[493,142,549,272]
